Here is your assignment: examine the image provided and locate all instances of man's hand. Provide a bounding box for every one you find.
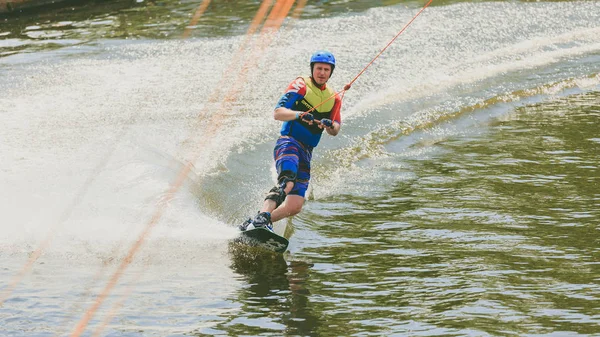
[300,112,314,125]
[320,118,334,129]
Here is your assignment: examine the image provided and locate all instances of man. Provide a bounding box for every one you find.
[241,50,342,232]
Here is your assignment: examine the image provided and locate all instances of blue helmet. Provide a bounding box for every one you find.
[310,50,336,76]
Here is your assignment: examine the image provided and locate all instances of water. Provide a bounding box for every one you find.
[1,0,599,336]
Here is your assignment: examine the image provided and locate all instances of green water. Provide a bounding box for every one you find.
[1,0,599,336]
[1,0,416,51]
[227,91,600,336]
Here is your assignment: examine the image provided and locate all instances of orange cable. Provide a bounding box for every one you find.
[225,0,296,103]
[193,0,295,138]
[346,0,433,88]
[262,0,286,30]
[247,0,276,36]
[76,1,431,332]
[226,0,303,102]
[87,3,286,331]
[200,0,274,106]
[69,162,193,337]
[68,1,277,335]
[70,0,431,332]
[90,255,147,337]
[0,0,216,311]
[263,0,295,32]
[182,0,212,38]
[301,0,434,120]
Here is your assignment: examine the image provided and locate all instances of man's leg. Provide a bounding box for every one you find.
[260,180,294,215]
[244,137,311,230]
[270,194,304,222]
[265,137,311,223]
[242,179,295,231]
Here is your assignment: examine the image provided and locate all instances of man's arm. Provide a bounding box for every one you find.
[325,121,340,136]
[324,94,342,136]
[273,77,307,121]
[274,107,300,121]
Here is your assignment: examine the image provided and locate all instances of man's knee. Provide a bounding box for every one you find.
[288,202,303,216]
[283,195,304,216]
[265,185,286,208]
[265,170,298,208]
[277,170,296,187]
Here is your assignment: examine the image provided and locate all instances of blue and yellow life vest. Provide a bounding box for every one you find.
[278,76,336,147]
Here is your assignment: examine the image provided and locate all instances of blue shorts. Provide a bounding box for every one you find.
[273,136,313,197]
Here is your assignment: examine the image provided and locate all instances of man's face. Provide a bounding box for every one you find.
[313,63,332,86]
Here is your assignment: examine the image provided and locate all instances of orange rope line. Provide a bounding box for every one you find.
[87,3,292,332]
[90,258,146,337]
[247,0,276,36]
[265,0,295,33]
[53,240,129,337]
[346,0,433,88]
[193,0,295,141]
[182,0,212,38]
[302,0,434,120]
[0,0,268,325]
[68,1,278,335]
[225,0,302,102]
[262,0,286,30]
[225,0,296,101]
[69,162,193,337]
[0,0,217,312]
[202,0,274,106]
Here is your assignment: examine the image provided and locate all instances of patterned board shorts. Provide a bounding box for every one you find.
[273,136,313,197]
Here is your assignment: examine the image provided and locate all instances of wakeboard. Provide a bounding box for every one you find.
[237,228,289,253]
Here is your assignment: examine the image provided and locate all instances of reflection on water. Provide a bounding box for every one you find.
[227,245,320,336]
[220,91,600,336]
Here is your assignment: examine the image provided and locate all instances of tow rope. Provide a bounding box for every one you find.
[302,0,434,120]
